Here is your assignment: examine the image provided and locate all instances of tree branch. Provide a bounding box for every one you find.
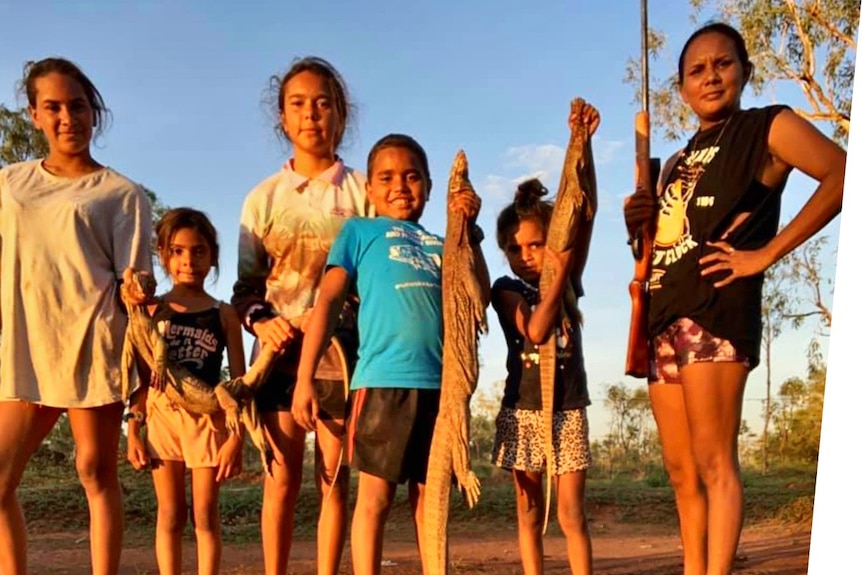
[785,0,817,85]
[784,0,817,83]
[804,1,858,50]
[793,109,851,125]
[775,53,850,134]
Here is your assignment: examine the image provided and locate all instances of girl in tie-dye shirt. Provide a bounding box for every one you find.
[231,56,372,575]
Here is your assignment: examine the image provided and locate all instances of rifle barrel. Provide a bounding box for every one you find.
[641,0,649,113]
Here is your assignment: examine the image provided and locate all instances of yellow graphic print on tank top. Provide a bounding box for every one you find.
[649,144,720,291]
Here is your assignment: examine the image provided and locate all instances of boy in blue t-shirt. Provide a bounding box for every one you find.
[292,133,488,574]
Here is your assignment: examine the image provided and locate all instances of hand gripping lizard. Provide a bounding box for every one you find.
[120,271,276,475]
[537,98,598,533]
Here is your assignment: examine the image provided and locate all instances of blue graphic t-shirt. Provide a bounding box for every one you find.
[327,216,444,390]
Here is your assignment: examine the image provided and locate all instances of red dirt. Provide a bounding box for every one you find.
[27,521,809,574]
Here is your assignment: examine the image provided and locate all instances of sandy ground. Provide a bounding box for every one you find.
[26,520,810,574]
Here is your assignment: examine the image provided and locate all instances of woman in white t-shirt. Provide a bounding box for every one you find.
[0,57,153,575]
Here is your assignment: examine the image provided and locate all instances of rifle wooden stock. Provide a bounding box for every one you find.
[625,111,660,378]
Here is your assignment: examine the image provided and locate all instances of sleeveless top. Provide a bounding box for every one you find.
[493,276,590,411]
[157,304,227,386]
[648,105,790,368]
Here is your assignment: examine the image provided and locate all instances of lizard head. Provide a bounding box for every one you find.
[121,269,157,307]
[133,272,157,298]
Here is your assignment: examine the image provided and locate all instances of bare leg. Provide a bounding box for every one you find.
[151,460,188,575]
[407,480,427,574]
[556,470,593,575]
[680,362,748,575]
[191,467,222,575]
[314,417,348,575]
[260,411,306,575]
[351,472,396,575]
[0,401,61,575]
[650,384,708,575]
[512,470,544,575]
[67,403,125,575]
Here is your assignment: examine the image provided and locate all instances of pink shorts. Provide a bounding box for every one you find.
[648,318,750,384]
[145,391,230,468]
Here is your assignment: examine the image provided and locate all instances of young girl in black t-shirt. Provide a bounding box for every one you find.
[490,102,599,575]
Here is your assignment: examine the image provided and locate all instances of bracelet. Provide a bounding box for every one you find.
[468,224,485,246]
[247,304,276,328]
[123,411,146,425]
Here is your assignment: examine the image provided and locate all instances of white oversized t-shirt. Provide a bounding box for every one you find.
[0,160,153,407]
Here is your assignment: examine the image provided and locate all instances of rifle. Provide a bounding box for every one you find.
[625,0,661,378]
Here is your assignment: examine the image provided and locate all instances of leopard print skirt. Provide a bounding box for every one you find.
[491,406,592,475]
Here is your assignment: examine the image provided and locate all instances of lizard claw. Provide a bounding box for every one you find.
[452,425,482,509]
[224,409,241,436]
[213,385,242,436]
[262,444,275,476]
[215,385,241,433]
[460,472,481,509]
[150,371,166,393]
[474,303,488,335]
[214,384,239,413]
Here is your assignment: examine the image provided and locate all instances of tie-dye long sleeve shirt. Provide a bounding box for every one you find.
[232,159,372,378]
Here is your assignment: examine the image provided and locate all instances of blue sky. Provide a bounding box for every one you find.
[0,0,844,440]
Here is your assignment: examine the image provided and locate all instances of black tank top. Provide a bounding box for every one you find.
[158,304,227,386]
[648,105,790,368]
[493,276,590,411]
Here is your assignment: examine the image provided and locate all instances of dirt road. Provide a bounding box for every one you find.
[27,521,809,574]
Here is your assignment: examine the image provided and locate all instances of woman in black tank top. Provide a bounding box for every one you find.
[623,22,844,575]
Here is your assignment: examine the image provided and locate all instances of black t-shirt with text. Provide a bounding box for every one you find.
[157,305,227,386]
[648,105,790,368]
[492,276,590,412]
